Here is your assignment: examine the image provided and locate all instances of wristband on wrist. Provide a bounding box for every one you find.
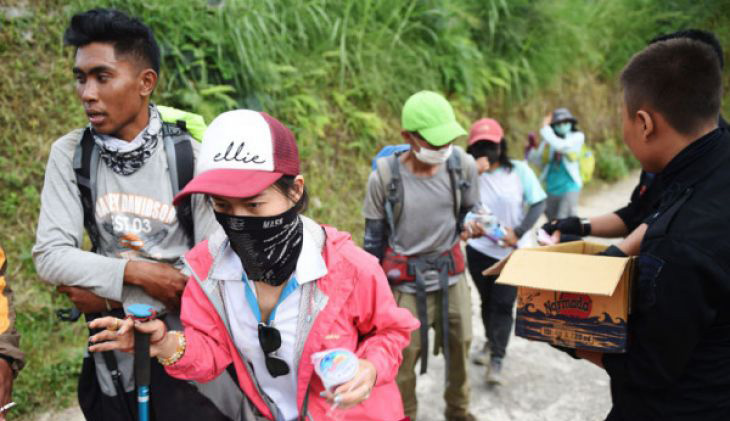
[580,218,592,236]
[513,227,525,238]
[157,331,186,366]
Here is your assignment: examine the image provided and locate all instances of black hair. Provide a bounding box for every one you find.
[64,8,160,74]
[650,29,724,69]
[274,175,309,213]
[467,139,513,171]
[621,38,722,135]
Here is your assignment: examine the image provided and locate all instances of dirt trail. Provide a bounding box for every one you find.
[28,172,640,421]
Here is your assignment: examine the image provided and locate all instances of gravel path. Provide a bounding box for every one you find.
[29,172,640,421]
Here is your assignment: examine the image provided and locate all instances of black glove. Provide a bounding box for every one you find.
[541,216,591,237]
[596,245,627,257]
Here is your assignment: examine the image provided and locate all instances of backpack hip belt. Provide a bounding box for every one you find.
[382,242,465,285]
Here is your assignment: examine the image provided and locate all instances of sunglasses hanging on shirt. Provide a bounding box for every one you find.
[258,323,290,377]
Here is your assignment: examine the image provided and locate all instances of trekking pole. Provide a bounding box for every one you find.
[127,304,158,421]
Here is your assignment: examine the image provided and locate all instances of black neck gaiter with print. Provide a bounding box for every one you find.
[215,203,303,286]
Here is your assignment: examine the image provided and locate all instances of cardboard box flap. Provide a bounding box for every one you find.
[527,240,609,255]
[496,248,630,296]
[483,251,513,276]
[484,241,608,277]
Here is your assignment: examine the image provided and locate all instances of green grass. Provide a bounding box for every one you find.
[1,0,729,417]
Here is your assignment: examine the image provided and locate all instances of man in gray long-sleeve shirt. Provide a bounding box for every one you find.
[33,8,241,421]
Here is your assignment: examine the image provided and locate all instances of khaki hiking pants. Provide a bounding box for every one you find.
[393,275,473,420]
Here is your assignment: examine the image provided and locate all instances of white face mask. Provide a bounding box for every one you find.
[414,144,453,165]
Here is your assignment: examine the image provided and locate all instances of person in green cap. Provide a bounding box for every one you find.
[362,90,481,421]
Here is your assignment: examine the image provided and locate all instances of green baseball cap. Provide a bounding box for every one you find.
[401,91,467,147]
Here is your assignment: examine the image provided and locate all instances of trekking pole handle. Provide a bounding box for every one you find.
[127,304,158,421]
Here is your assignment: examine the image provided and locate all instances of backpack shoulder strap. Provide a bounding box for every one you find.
[374,153,404,249]
[541,143,551,165]
[162,122,195,246]
[73,128,102,252]
[446,147,471,219]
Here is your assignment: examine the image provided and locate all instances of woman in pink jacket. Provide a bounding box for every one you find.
[89,109,418,421]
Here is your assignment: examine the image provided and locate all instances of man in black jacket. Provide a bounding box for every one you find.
[576,37,730,420]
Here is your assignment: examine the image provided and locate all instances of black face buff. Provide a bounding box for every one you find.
[215,201,303,286]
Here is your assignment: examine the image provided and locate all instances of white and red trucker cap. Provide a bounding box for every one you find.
[173,109,300,205]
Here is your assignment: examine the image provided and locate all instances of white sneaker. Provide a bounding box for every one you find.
[471,344,489,366]
[486,357,504,385]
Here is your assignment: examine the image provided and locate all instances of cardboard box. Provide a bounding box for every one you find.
[487,241,634,353]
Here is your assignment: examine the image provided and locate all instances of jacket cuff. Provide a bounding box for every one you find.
[0,354,21,378]
[358,346,390,387]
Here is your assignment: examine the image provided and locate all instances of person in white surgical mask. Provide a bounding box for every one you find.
[526,107,586,220]
[362,90,482,421]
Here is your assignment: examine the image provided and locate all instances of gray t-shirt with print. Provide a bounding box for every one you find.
[362,147,478,292]
[33,128,218,311]
[32,122,240,419]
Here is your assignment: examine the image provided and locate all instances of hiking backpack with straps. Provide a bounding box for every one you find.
[372,145,471,284]
[73,117,198,251]
[541,142,595,184]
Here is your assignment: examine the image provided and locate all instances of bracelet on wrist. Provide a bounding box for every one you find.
[157,331,186,366]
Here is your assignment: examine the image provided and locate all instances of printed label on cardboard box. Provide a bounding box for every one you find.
[492,241,634,353]
[515,288,627,352]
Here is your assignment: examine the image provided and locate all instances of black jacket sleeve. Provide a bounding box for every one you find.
[614,179,644,231]
[363,218,388,260]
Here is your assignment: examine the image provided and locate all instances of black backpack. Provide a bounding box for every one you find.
[73,121,195,251]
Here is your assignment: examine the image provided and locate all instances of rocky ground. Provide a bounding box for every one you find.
[29,172,640,421]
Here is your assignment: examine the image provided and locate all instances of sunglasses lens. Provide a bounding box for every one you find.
[257,324,289,376]
[265,355,290,378]
[258,324,281,353]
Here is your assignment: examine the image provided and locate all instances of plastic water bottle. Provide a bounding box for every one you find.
[465,208,508,246]
[312,348,359,420]
[311,348,359,392]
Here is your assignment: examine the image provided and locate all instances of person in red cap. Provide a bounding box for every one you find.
[464,118,546,384]
[87,109,419,421]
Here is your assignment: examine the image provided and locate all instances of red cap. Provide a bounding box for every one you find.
[173,110,299,205]
[468,118,504,145]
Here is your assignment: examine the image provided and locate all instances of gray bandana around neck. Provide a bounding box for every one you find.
[93,105,163,176]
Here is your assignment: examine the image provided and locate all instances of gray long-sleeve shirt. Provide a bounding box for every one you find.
[33,128,217,311]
